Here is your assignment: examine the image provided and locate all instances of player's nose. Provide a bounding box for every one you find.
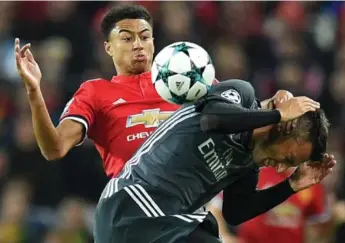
[133,37,144,50]
[275,163,288,173]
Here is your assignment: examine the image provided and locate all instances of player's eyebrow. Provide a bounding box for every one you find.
[118,29,132,34]
[139,28,150,34]
[118,28,151,35]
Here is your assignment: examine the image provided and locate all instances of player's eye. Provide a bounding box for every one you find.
[141,36,150,41]
[122,37,132,42]
[284,156,296,166]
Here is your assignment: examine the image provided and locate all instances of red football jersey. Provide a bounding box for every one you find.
[238,167,330,243]
[59,72,180,177]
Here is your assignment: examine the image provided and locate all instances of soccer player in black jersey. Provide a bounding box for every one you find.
[94,79,335,243]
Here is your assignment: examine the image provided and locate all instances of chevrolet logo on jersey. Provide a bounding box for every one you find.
[126,109,173,128]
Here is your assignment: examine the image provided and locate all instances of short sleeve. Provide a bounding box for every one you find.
[208,79,258,109]
[59,82,96,145]
[306,184,330,224]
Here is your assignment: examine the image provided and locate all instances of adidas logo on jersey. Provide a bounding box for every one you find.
[113,98,126,105]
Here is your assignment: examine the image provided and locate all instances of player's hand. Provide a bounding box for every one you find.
[270,90,297,134]
[288,153,336,192]
[14,38,42,92]
[274,96,320,122]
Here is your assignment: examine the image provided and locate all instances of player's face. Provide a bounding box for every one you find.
[105,19,154,75]
[253,137,313,173]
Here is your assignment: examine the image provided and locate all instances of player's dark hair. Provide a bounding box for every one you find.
[101,4,153,41]
[293,109,329,162]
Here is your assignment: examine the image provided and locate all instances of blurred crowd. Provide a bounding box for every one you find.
[0,1,345,242]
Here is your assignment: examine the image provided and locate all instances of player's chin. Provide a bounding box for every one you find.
[131,61,149,74]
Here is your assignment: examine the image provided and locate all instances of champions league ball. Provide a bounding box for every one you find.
[152,41,215,105]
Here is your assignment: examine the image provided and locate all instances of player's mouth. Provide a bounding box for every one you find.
[134,54,147,61]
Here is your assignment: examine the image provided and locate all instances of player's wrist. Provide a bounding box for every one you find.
[26,85,41,95]
[274,108,284,122]
[27,87,45,106]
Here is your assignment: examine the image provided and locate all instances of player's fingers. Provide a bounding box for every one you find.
[14,38,20,53]
[283,121,292,134]
[298,96,318,104]
[273,99,282,105]
[302,105,316,113]
[302,101,320,109]
[26,49,35,63]
[327,159,336,168]
[20,43,31,57]
[301,97,320,107]
[15,52,22,70]
[284,121,296,134]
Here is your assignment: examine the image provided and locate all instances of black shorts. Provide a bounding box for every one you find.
[94,184,220,243]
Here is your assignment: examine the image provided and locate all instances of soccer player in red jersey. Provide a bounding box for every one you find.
[237,167,330,243]
[14,5,179,178]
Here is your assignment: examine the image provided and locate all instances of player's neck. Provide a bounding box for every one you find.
[250,125,273,149]
[115,65,151,76]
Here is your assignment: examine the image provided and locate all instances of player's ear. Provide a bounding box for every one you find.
[104,41,113,57]
[152,37,155,54]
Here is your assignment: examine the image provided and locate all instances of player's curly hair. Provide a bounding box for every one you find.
[297,109,330,162]
[101,4,153,41]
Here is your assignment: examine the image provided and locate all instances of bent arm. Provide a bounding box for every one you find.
[28,89,83,161]
[207,195,238,242]
[222,173,295,225]
[200,101,281,134]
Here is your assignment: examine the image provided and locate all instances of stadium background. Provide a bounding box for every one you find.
[0,1,345,242]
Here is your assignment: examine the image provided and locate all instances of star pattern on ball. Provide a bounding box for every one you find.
[153,41,215,105]
[183,62,204,85]
[155,62,176,82]
[171,42,195,56]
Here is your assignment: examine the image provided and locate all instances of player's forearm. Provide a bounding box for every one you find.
[200,101,281,133]
[27,89,64,160]
[222,179,295,225]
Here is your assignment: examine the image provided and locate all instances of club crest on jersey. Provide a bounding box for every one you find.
[221,89,241,104]
[126,109,174,128]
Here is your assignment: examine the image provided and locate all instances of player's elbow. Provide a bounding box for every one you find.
[200,114,217,132]
[222,206,242,226]
[41,149,65,161]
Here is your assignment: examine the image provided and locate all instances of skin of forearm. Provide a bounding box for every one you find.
[27,89,62,160]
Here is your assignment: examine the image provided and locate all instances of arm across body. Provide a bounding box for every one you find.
[199,100,281,134]
[197,79,282,134]
[198,80,319,134]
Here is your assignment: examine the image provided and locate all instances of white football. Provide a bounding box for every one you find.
[152,41,215,105]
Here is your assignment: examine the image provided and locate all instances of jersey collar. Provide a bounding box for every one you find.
[111,71,152,83]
